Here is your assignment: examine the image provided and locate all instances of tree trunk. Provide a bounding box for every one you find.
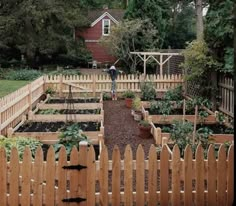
[195,0,204,39]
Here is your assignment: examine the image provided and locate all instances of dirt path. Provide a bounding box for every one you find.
[103,100,155,159]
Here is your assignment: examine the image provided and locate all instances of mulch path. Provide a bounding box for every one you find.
[103,99,155,160]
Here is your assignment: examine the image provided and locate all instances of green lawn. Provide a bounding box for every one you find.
[0,80,30,98]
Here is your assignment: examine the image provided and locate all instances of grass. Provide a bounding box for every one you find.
[0,80,30,98]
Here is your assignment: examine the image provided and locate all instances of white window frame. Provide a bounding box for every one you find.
[102,19,110,36]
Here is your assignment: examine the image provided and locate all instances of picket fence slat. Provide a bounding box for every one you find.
[21,147,32,206]
[136,145,145,206]
[0,147,7,206]
[207,145,217,205]
[124,145,133,206]
[0,144,234,205]
[99,145,109,205]
[217,145,227,206]
[112,145,121,205]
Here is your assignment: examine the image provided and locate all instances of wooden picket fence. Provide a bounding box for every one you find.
[0,74,183,136]
[0,143,234,205]
[44,74,183,97]
[0,76,45,136]
[218,76,234,118]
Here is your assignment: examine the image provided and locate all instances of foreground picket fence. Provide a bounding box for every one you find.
[0,143,234,205]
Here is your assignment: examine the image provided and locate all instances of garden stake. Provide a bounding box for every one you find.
[192,105,198,145]
[182,99,186,123]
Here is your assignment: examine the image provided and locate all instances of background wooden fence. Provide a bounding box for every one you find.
[44,74,183,97]
[0,143,234,205]
[0,76,45,136]
[218,76,234,118]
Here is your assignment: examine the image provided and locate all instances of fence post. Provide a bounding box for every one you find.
[92,74,96,97]
[0,102,2,135]
[78,141,88,206]
[59,74,63,98]
[28,83,32,111]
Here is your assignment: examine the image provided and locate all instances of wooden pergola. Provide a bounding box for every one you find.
[130,52,182,76]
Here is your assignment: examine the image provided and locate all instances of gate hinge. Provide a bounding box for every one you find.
[62,164,87,171]
[62,197,86,203]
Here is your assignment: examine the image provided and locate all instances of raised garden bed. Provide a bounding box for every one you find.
[7,120,104,145]
[152,122,234,145]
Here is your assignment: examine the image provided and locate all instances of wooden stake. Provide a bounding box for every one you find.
[183,99,186,123]
[193,105,198,145]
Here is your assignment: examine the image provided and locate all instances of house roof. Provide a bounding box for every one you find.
[87,9,125,24]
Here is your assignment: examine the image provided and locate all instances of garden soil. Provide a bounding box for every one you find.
[103,99,155,160]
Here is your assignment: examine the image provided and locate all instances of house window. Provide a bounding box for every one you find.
[103,19,110,36]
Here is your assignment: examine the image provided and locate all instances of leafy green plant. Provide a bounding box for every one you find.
[198,110,209,124]
[163,85,183,101]
[103,92,111,100]
[37,109,60,114]
[149,100,172,116]
[53,123,89,158]
[140,81,156,100]
[170,120,194,156]
[139,120,150,127]
[122,90,135,99]
[215,111,225,124]
[0,136,42,160]
[45,87,56,95]
[4,69,42,80]
[48,69,81,76]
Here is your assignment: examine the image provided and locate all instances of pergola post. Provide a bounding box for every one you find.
[144,54,147,76]
[160,54,163,76]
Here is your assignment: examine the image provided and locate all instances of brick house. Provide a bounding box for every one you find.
[76,8,124,66]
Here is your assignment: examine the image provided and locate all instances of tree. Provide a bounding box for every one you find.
[204,0,234,75]
[0,0,89,68]
[100,19,159,73]
[124,0,171,48]
[195,0,204,39]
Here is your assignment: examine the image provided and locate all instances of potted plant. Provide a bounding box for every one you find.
[122,90,135,108]
[132,96,142,121]
[138,120,152,138]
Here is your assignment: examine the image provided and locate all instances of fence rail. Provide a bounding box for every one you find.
[218,76,234,118]
[0,76,45,135]
[0,143,234,205]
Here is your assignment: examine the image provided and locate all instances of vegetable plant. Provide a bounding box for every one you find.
[140,81,156,100]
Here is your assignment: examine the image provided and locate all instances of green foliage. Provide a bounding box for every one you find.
[102,92,111,100]
[139,120,150,127]
[163,85,183,101]
[4,69,42,80]
[45,87,56,95]
[181,40,219,81]
[140,81,156,101]
[0,136,42,160]
[149,100,172,115]
[100,19,159,72]
[132,96,142,111]
[48,69,81,76]
[54,123,89,158]
[122,90,135,98]
[222,47,234,74]
[170,120,193,156]
[37,109,60,115]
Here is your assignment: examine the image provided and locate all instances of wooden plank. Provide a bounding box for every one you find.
[78,141,88,206]
[0,147,7,206]
[195,144,205,206]
[124,144,133,206]
[87,145,96,206]
[9,147,19,206]
[33,147,43,206]
[160,145,169,205]
[207,145,217,205]
[112,145,121,205]
[45,146,55,205]
[136,145,145,206]
[57,146,67,206]
[184,145,193,205]
[226,145,234,206]
[217,145,227,206]
[99,145,108,205]
[148,145,157,205]
[172,145,181,205]
[21,147,32,206]
[69,147,79,206]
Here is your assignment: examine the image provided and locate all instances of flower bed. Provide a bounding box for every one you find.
[7,120,104,145]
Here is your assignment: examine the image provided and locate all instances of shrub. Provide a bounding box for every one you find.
[132,96,142,111]
[163,85,183,101]
[140,81,156,100]
[122,90,135,98]
[4,69,42,80]
[48,69,81,76]
[0,136,42,160]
